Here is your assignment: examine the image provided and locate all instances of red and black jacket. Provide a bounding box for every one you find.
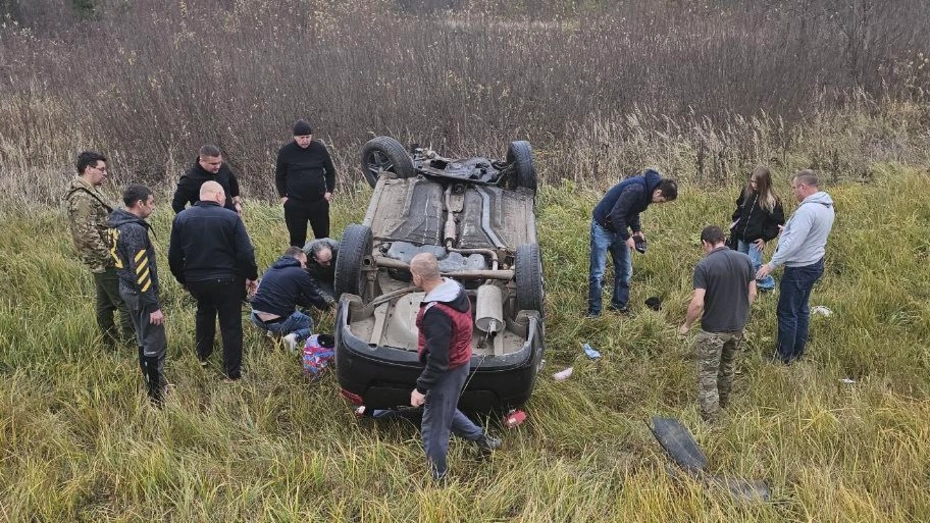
[415,278,472,394]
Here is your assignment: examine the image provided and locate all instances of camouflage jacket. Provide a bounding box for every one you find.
[66,177,114,273]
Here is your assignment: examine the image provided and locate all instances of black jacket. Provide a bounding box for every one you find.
[275,140,336,202]
[168,201,258,284]
[107,208,161,313]
[591,169,662,241]
[171,159,240,214]
[730,190,785,243]
[250,256,329,317]
[302,237,338,285]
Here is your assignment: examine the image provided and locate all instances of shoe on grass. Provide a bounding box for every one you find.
[283,333,299,352]
[476,434,502,455]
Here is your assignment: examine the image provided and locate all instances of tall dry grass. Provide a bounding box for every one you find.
[1,0,929,202]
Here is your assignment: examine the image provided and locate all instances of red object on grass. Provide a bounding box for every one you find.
[503,409,527,428]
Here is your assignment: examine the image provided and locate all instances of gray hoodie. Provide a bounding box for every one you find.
[768,191,835,269]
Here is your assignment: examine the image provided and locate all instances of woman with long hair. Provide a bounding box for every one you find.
[730,166,785,290]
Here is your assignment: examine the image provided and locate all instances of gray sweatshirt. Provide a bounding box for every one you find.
[768,191,835,269]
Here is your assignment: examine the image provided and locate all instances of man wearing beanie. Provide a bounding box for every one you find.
[275,119,337,246]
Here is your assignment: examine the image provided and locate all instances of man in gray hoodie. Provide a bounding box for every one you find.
[757,170,835,363]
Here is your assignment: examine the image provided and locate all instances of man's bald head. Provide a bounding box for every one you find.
[410,252,441,287]
[200,180,225,204]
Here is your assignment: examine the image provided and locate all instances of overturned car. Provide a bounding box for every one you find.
[334,136,544,412]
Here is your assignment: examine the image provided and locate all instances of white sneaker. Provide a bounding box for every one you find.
[283,333,299,352]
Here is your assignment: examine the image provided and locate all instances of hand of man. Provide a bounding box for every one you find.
[280,196,288,205]
[632,231,645,241]
[234,202,243,215]
[324,192,333,202]
[150,309,164,325]
[753,239,766,251]
[246,279,258,296]
[679,324,689,336]
[756,264,772,280]
[410,389,426,407]
[625,237,636,251]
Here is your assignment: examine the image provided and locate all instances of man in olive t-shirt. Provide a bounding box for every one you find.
[680,225,757,421]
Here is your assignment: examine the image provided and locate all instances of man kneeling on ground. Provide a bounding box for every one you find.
[302,237,339,303]
[250,246,332,351]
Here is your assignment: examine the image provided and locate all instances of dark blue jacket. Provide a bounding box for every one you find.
[591,169,662,241]
[250,256,329,317]
[168,201,258,284]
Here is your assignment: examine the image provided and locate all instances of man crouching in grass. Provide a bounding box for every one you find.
[680,226,756,422]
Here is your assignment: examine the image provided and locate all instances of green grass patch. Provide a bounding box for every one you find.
[0,168,928,521]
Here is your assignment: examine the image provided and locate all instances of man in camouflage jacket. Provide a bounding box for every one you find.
[66,151,133,350]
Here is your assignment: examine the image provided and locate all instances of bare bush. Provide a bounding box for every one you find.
[0,0,928,200]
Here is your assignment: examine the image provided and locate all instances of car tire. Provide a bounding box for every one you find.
[515,242,544,318]
[335,224,373,300]
[507,140,536,194]
[360,136,415,188]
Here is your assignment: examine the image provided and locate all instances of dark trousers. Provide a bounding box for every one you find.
[119,287,167,402]
[93,267,134,349]
[776,258,824,363]
[421,363,484,480]
[187,278,245,379]
[284,198,330,247]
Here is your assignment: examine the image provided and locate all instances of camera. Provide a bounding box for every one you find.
[634,238,648,254]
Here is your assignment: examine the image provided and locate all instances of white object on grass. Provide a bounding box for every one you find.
[552,367,574,381]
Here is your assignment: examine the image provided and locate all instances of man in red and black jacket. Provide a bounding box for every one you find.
[408,253,501,481]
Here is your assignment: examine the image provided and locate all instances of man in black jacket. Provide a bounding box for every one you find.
[168,181,258,380]
[588,169,678,317]
[302,237,339,302]
[171,144,243,215]
[107,184,168,404]
[249,247,331,351]
[275,119,336,246]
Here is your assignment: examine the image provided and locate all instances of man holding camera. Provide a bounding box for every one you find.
[587,169,678,317]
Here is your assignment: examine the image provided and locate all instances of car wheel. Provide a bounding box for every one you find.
[507,140,536,194]
[335,224,373,300]
[360,136,415,188]
[515,242,544,318]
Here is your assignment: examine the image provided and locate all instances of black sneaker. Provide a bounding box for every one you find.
[476,434,502,455]
[607,305,630,315]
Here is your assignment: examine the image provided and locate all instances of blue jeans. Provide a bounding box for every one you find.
[737,240,776,290]
[776,258,824,362]
[250,310,313,342]
[421,363,484,480]
[587,219,633,315]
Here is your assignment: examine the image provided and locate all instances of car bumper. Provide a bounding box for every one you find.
[334,299,544,412]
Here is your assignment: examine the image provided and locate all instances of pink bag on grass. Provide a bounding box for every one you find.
[302,334,335,380]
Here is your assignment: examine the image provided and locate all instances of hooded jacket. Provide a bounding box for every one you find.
[107,208,161,313]
[168,201,258,284]
[730,189,786,243]
[66,177,115,273]
[591,169,662,241]
[171,159,240,214]
[250,256,330,318]
[768,191,835,269]
[415,278,472,394]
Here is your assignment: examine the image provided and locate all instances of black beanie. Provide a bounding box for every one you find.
[292,119,313,136]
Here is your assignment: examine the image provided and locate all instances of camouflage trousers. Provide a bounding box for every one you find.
[696,330,744,421]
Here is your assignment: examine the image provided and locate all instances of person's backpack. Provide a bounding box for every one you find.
[302,334,335,380]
